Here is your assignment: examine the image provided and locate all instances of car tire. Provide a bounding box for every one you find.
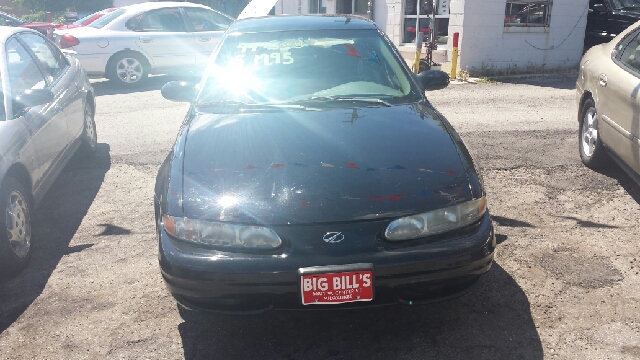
[78,103,97,156]
[107,52,148,87]
[0,177,33,279]
[579,97,609,169]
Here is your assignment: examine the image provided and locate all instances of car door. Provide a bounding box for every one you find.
[182,7,232,69]
[127,7,196,72]
[5,35,68,197]
[1,38,38,189]
[17,32,83,144]
[597,29,640,173]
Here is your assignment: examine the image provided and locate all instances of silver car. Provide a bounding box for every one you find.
[53,2,233,87]
[0,27,96,277]
[577,19,640,179]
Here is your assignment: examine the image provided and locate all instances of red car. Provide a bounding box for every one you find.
[0,11,64,36]
[59,8,119,29]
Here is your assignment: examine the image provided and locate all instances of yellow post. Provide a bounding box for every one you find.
[450,32,459,79]
[412,32,423,74]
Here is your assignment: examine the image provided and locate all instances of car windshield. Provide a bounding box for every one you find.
[610,0,640,9]
[196,29,422,107]
[88,8,125,28]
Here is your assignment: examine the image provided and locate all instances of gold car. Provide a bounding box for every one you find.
[577,19,640,179]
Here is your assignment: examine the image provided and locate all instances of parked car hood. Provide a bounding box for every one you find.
[616,8,640,17]
[180,103,474,225]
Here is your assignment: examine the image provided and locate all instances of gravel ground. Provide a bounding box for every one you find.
[1,74,639,359]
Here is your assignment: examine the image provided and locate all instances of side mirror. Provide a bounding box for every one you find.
[592,3,607,12]
[161,81,196,102]
[14,88,54,108]
[416,70,450,91]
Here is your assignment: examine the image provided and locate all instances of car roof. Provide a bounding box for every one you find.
[122,1,210,12]
[0,26,41,41]
[228,15,378,33]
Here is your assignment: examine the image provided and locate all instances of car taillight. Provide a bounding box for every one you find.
[59,34,79,49]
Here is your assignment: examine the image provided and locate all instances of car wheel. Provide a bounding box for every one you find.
[79,104,97,156]
[107,52,148,87]
[0,177,33,278]
[579,97,609,168]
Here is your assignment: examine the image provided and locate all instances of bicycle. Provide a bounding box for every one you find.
[410,18,440,73]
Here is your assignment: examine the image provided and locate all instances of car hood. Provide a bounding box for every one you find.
[617,8,640,17]
[180,103,473,225]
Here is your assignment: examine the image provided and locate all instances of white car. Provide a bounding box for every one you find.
[53,2,233,87]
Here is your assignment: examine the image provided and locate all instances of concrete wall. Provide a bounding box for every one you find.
[374,0,389,33]
[274,0,302,14]
[273,0,588,74]
[450,0,589,74]
[383,0,403,45]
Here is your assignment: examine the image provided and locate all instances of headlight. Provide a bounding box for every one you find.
[162,215,282,249]
[385,197,487,241]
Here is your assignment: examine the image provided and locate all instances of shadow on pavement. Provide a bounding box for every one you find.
[498,74,578,90]
[492,215,535,228]
[593,162,640,205]
[0,144,111,334]
[92,74,200,97]
[177,263,542,360]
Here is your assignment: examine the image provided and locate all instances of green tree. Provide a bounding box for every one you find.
[11,0,113,13]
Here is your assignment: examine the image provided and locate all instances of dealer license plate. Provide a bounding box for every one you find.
[300,268,374,305]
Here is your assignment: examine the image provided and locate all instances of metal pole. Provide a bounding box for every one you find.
[451,32,459,79]
[412,1,422,73]
[416,0,420,40]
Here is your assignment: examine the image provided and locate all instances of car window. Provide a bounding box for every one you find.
[610,0,640,10]
[198,29,421,106]
[88,8,125,29]
[73,12,98,25]
[18,33,68,83]
[5,37,46,117]
[183,7,232,32]
[616,30,640,73]
[127,8,186,32]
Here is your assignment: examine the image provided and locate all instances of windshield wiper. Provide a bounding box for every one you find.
[294,96,392,107]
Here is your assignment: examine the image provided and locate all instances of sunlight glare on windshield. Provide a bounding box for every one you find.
[214,62,260,97]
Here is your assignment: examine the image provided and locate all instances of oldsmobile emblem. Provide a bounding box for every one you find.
[323,232,344,243]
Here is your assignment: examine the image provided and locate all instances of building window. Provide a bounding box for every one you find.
[403,0,434,43]
[336,0,369,16]
[310,0,327,13]
[504,1,552,27]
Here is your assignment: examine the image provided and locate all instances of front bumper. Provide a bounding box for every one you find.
[159,212,495,313]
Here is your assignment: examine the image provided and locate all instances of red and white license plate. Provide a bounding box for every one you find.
[300,270,374,305]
